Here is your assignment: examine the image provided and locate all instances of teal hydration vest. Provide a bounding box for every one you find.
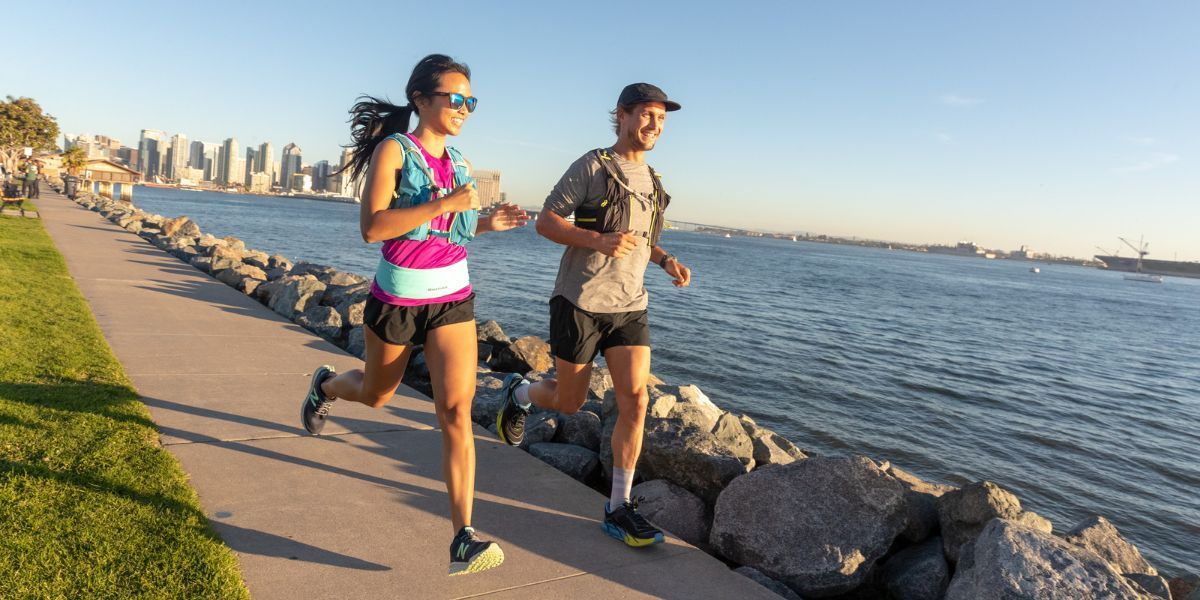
[387,133,478,245]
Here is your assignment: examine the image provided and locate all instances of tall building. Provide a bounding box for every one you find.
[257,142,274,186]
[231,158,245,188]
[311,160,331,192]
[473,170,502,207]
[116,146,137,167]
[221,138,239,186]
[281,143,302,191]
[244,147,258,186]
[169,134,188,181]
[203,143,219,182]
[189,140,206,169]
[137,129,165,179]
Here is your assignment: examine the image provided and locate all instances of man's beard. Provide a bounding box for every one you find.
[625,128,656,151]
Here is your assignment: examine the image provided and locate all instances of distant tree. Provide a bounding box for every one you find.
[0,96,60,172]
[62,146,87,175]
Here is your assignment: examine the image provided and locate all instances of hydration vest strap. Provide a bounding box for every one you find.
[375,258,469,300]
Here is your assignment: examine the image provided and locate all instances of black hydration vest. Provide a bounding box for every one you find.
[573,148,671,247]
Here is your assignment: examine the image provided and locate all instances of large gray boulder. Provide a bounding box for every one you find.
[268,275,326,320]
[297,306,343,343]
[472,373,507,427]
[190,255,214,274]
[709,455,908,598]
[215,263,267,292]
[946,519,1146,600]
[160,216,201,238]
[490,335,553,374]
[1062,515,1158,576]
[346,327,365,359]
[554,410,602,451]
[936,480,1049,563]
[519,414,558,449]
[588,365,613,400]
[711,411,755,463]
[268,254,293,271]
[739,415,805,468]
[528,443,598,482]
[881,536,950,600]
[209,245,244,272]
[629,479,710,548]
[1125,574,1172,599]
[887,465,956,544]
[337,298,366,329]
[476,319,510,346]
[733,567,803,600]
[631,420,752,505]
[323,282,370,309]
[1169,575,1200,600]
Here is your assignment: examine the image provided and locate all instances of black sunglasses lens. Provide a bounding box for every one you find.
[465,97,478,113]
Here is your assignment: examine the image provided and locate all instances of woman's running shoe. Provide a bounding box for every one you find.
[602,498,664,547]
[448,527,505,576]
[301,365,337,435]
[496,373,530,446]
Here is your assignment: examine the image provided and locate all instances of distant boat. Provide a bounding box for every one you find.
[724,233,731,239]
[1030,267,1040,273]
[791,235,798,242]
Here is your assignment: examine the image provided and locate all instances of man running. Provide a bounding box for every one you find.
[496,83,692,547]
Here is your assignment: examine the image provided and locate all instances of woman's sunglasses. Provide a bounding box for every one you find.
[428,92,478,113]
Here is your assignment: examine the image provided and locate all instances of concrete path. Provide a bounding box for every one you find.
[37,190,776,600]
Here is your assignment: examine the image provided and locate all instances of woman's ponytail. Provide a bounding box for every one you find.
[338,97,413,180]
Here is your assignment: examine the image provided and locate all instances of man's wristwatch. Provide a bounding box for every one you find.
[659,253,676,269]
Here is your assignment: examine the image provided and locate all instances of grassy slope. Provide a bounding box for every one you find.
[0,214,248,598]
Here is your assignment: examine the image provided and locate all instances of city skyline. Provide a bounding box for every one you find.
[8,1,1198,260]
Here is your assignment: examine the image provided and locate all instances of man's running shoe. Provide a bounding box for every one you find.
[448,527,504,576]
[495,373,530,446]
[301,365,337,435]
[602,498,664,547]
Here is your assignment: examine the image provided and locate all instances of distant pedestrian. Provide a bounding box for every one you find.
[299,54,527,576]
[496,83,691,548]
[22,161,37,198]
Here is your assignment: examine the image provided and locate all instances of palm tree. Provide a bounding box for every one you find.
[61,146,87,176]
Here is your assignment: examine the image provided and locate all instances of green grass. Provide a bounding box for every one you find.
[0,215,248,599]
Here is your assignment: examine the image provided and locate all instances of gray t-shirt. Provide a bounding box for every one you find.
[544,150,656,313]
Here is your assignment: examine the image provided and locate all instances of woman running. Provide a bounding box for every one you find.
[300,54,527,576]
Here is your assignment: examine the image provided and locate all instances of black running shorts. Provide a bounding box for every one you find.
[363,293,475,347]
[549,295,650,365]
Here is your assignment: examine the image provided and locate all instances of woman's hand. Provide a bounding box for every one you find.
[439,182,479,213]
[484,202,530,232]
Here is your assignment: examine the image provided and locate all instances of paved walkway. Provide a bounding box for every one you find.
[37,190,774,599]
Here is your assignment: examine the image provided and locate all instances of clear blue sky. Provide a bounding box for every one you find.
[7,1,1197,259]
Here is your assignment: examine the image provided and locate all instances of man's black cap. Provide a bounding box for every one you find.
[617,83,681,112]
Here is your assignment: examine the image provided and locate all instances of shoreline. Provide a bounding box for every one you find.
[64,184,1198,599]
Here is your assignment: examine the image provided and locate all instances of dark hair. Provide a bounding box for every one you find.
[337,54,471,180]
[609,104,636,135]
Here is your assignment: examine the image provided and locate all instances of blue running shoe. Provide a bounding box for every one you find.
[496,373,530,446]
[448,527,504,576]
[602,498,664,547]
[301,365,336,435]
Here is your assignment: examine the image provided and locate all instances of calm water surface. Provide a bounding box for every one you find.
[132,188,1200,575]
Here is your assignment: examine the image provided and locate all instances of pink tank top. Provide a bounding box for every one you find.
[369,133,472,306]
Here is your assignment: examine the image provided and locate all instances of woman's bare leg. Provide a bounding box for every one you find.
[423,320,478,532]
[323,327,412,408]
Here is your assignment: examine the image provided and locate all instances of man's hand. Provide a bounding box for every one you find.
[664,258,691,287]
[485,202,529,232]
[594,231,640,258]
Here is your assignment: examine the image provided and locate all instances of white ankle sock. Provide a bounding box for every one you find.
[514,382,532,409]
[610,467,634,509]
